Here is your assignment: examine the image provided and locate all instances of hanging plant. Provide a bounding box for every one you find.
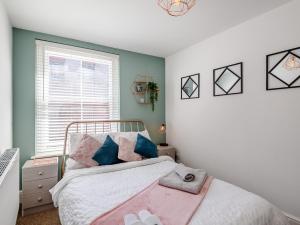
[148,82,159,111]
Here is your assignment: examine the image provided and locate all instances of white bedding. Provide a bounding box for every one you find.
[50,156,289,225]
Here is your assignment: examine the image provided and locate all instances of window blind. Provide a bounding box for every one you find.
[35,40,120,155]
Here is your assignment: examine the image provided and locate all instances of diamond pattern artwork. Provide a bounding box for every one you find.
[213,62,243,96]
[181,74,199,99]
[267,47,300,90]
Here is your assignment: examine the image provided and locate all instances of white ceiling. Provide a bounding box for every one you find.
[3,0,292,57]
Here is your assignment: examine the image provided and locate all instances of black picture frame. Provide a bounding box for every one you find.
[213,62,243,96]
[266,46,300,91]
[181,73,200,100]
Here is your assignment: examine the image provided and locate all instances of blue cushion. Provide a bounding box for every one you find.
[134,134,158,158]
[92,135,122,165]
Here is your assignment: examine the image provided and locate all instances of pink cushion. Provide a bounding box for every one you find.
[118,136,142,162]
[70,134,101,167]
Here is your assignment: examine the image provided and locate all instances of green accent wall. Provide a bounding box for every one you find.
[13,28,165,179]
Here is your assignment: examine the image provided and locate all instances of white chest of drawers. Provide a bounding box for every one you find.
[22,157,58,216]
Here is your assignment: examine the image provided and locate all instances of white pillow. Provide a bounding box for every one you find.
[113,130,151,144]
[65,158,86,172]
[69,130,151,153]
[67,133,113,170]
[66,130,151,170]
[69,132,113,154]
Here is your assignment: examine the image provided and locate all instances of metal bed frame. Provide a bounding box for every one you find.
[61,120,146,176]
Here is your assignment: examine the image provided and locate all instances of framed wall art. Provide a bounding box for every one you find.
[266,47,300,90]
[213,62,243,96]
[181,73,200,99]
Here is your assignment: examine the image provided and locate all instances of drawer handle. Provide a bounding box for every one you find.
[38,184,43,189]
[38,171,43,176]
[37,197,43,202]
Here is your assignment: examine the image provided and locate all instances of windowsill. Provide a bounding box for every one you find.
[31,152,68,159]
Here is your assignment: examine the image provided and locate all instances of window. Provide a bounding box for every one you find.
[35,40,120,155]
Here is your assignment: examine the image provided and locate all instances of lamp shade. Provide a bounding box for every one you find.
[283,55,300,70]
[157,0,196,17]
[159,123,166,134]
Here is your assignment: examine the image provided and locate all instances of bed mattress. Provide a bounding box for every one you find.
[50,156,289,225]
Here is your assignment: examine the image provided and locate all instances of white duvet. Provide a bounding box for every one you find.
[50,156,289,225]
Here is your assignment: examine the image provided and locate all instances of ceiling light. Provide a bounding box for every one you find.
[283,55,300,70]
[157,0,196,17]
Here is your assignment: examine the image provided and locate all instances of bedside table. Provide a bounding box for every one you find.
[22,157,58,216]
[157,145,176,161]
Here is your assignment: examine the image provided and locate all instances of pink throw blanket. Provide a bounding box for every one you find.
[90,176,213,225]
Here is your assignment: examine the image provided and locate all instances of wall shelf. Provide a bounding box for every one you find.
[131,75,153,104]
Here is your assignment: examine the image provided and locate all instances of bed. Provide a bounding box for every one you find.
[51,120,289,225]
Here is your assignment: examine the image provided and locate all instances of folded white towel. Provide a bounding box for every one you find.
[159,169,207,194]
[175,164,197,182]
[138,210,163,225]
[124,213,145,225]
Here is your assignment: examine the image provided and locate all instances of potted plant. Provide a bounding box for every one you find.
[148,82,159,111]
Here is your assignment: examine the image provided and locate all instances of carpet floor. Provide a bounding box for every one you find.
[16,208,61,225]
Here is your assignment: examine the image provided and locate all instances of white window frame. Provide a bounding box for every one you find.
[35,40,120,156]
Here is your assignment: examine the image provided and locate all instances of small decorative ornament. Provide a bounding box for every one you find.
[148,82,159,111]
[157,0,196,17]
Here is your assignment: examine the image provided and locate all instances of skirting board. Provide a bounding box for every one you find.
[285,212,300,225]
[289,219,300,225]
[19,190,22,204]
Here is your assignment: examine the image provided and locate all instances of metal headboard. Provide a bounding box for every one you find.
[61,120,146,176]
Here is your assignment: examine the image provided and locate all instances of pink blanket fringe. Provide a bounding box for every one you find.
[90,176,213,225]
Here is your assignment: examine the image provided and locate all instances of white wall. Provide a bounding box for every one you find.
[0,1,12,153]
[166,0,300,219]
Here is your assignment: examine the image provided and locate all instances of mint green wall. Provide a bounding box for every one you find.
[13,28,165,176]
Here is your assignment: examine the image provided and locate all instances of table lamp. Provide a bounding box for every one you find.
[159,123,168,146]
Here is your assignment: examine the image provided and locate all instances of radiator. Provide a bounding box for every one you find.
[0,148,19,225]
